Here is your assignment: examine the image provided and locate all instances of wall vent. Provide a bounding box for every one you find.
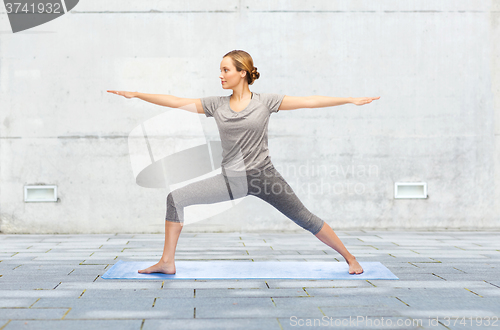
[394,182,427,199]
[24,185,58,202]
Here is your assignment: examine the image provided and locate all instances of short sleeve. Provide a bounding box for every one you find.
[261,93,285,114]
[200,96,223,117]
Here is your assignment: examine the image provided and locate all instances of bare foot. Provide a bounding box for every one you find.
[138,260,176,274]
[346,257,364,275]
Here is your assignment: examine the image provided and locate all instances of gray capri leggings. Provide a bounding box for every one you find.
[165,165,325,235]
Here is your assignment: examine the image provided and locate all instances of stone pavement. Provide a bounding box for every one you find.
[0,230,499,330]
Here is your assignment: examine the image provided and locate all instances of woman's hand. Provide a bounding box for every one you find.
[107,90,137,99]
[350,96,380,106]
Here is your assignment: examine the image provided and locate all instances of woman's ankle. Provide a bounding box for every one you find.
[345,254,356,263]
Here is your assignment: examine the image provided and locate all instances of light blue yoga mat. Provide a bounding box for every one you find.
[102,260,398,280]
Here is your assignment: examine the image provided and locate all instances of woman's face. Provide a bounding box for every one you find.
[219,56,245,90]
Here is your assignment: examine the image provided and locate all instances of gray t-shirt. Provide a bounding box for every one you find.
[201,92,285,176]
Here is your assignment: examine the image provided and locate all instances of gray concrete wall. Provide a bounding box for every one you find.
[1,0,499,233]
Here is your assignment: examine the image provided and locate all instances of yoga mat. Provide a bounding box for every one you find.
[102,260,398,280]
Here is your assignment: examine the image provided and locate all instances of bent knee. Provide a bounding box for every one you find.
[167,191,187,207]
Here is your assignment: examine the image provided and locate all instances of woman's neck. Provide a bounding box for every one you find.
[231,88,252,102]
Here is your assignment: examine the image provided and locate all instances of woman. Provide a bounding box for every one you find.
[108,50,380,275]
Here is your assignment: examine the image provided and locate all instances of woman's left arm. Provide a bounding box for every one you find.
[279,95,380,111]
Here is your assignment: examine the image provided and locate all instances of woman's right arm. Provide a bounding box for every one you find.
[107,90,205,114]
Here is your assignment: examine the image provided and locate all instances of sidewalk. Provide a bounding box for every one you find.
[0,230,499,329]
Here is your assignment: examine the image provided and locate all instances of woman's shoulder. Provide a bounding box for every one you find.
[253,92,284,102]
[201,95,229,103]
[253,92,283,97]
[252,92,285,114]
[253,92,270,100]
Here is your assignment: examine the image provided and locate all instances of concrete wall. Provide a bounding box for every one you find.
[1,0,499,233]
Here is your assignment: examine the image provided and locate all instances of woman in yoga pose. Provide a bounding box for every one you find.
[108,50,379,275]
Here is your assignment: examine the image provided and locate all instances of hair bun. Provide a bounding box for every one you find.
[251,67,260,80]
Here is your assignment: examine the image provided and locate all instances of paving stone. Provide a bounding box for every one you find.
[32,297,154,309]
[193,288,310,298]
[195,304,324,319]
[393,273,449,281]
[7,266,76,274]
[271,295,403,310]
[143,318,281,330]
[428,273,500,281]
[0,308,69,319]
[318,306,405,318]
[1,274,70,282]
[266,279,373,288]
[67,267,109,276]
[161,280,269,289]
[56,281,162,290]
[304,287,479,299]
[0,298,38,307]
[0,290,82,298]
[0,282,63,290]
[81,288,194,299]
[66,309,192,319]
[395,296,500,310]
[56,275,102,282]
[4,320,143,330]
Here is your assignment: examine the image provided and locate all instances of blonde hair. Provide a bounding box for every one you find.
[223,50,260,85]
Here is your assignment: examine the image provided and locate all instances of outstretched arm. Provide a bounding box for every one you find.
[107,90,204,114]
[279,95,380,111]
